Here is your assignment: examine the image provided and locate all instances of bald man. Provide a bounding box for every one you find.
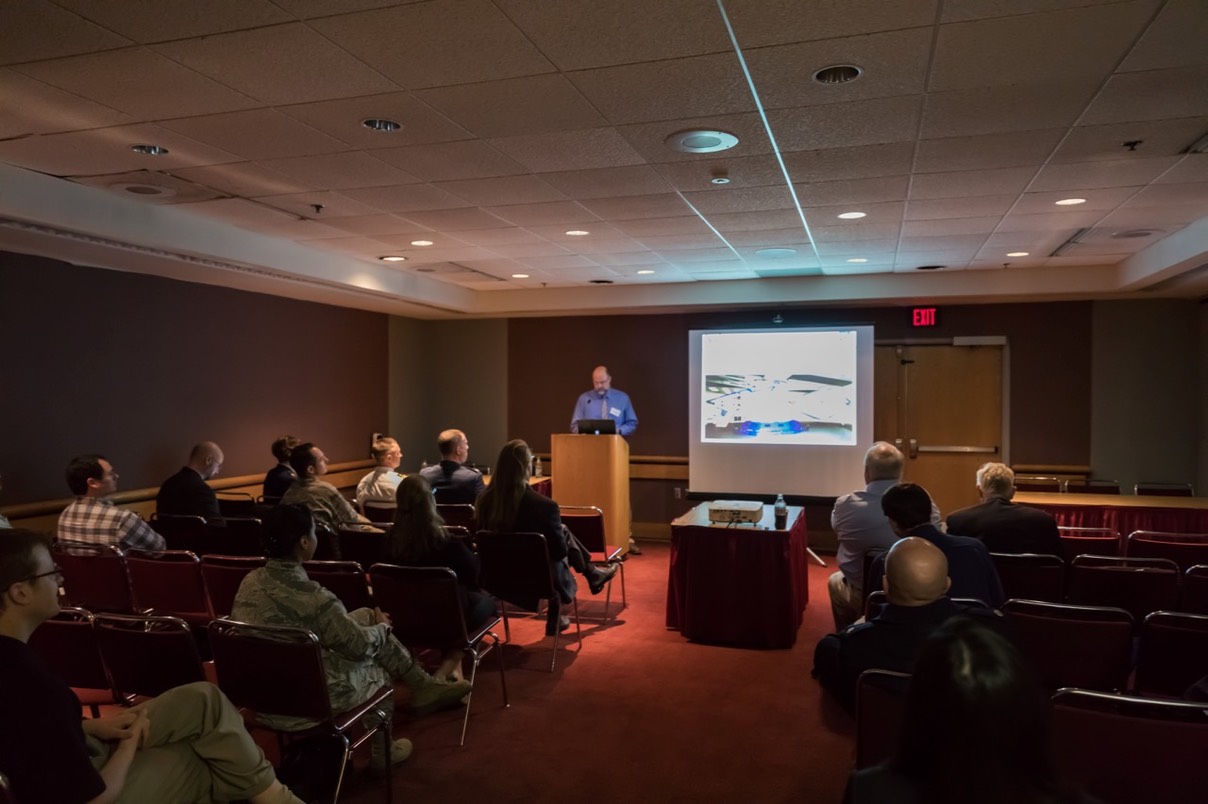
[570,365,638,437]
[156,441,225,521]
[813,537,1002,710]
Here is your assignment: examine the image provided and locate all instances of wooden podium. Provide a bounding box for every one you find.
[550,434,630,555]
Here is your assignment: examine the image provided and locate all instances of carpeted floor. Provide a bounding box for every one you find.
[341,541,854,803]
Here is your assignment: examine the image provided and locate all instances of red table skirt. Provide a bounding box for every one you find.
[665,510,809,649]
[1030,503,1208,537]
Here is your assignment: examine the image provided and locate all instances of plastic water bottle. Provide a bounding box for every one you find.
[534,455,544,477]
[773,494,788,529]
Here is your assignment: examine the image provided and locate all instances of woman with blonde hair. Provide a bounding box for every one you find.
[476,439,617,635]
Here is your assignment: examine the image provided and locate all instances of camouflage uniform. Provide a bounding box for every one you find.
[280,478,369,533]
[231,560,417,730]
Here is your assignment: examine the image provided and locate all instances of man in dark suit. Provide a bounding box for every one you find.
[867,483,1005,609]
[155,441,223,520]
[419,429,485,505]
[813,536,1002,710]
[262,435,299,500]
[946,462,1062,556]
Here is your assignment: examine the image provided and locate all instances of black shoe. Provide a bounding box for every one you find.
[586,563,619,595]
[628,541,643,556]
[545,614,570,636]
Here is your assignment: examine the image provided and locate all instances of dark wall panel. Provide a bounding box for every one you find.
[0,252,387,504]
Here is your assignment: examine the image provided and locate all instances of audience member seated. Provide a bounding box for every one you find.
[0,528,304,804]
[867,484,1004,609]
[281,442,372,533]
[57,454,165,551]
[262,435,300,500]
[476,439,618,635]
[829,442,943,632]
[0,472,11,529]
[946,462,1062,556]
[418,429,485,505]
[814,537,1001,711]
[232,505,471,770]
[155,441,224,520]
[844,617,1094,804]
[385,475,497,681]
[355,437,403,508]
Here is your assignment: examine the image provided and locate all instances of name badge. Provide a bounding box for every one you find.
[609,406,621,417]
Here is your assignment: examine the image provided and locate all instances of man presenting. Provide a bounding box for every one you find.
[58,455,166,551]
[947,462,1062,556]
[419,429,485,505]
[156,441,224,520]
[570,365,638,437]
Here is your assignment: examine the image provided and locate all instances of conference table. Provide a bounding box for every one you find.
[666,503,809,649]
[1013,492,1208,536]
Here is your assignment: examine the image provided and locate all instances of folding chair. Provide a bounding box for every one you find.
[1067,554,1180,625]
[1013,476,1062,493]
[313,525,342,561]
[1135,611,1208,698]
[854,669,909,769]
[1126,531,1208,573]
[339,527,388,570]
[150,513,208,554]
[437,504,475,532]
[476,531,581,671]
[362,501,396,525]
[1134,482,1194,497]
[216,491,257,518]
[125,549,214,630]
[1051,688,1208,804]
[206,517,264,557]
[1063,479,1120,495]
[1001,599,1134,692]
[53,541,136,614]
[370,564,507,745]
[1057,526,1119,564]
[560,505,625,624]
[27,607,117,716]
[208,619,394,804]
[1183,565,1208,614]
[200,555,266,618]
[93,613,207,703]
[988,552,1065,603]
[303,560,374,612]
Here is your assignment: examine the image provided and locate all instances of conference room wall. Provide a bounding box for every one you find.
[0,250,388,506]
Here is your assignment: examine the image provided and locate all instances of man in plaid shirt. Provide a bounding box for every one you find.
[57,455,165,551]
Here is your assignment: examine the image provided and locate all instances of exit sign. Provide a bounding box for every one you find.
[912,307,938,327]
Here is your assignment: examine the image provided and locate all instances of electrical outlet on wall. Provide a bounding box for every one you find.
[674,487,682,499]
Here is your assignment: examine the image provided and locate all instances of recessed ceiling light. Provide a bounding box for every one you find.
[589,279,615,284]
[915,265,944,271]
[1055,198,1086,206]
[1006,251,1030,257]
[664,129,740,154]
[837,211,866,219]
[565,229,590,236]
[710,176,731,185]
[812,64,863,85]
[131,144,169,156]
[362,118,402,132]
[1111,229,1161,239]
[847,258,868,263]
[410,240,434,247]
[378,255,407,262]
[511,273,529,279]
[755,248,797,258]
[636,269,655,275]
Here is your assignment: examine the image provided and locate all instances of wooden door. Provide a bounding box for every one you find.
[875,344,1004,517]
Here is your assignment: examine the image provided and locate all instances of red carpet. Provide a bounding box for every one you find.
[343,542,854,803]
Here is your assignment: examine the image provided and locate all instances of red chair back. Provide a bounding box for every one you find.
[438,504,476,531]
[150,514,208,554]
[1063,480,1120,495]
[362,501,396,525]
[200,555,266,618]
[475,531,557,611]
[1126,531,1208,573]
[338,527,388,570]
[27,607,113,701]
[125,549,213,626]
[1136,611,1208,698]
[988,552,1065,603]
[1057,526,1119,564]
[370,564,473,648]
[215,492,257,518]
[1184,565,1208,614]
[302,560,373,611]
[1067,555,1180,624]
[53,541,135,614]
[205,517,264,557]
[1134,482,1194,497]
[560,505,619,561]
[94,613,206,700]
[1001,599,1134,692]
[854,669,909,769]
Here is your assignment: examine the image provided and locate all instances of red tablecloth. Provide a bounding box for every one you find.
[1013,493,1208,537]
[665,504,809,649]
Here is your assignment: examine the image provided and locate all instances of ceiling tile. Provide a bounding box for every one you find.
[51,0,293,42]
[1096,207,1200,228]
[726,228,820,247]
[591,251,663,266]
[922,82,1099,139]
[814,238,899,256]
[372,140,527,181]
[682,185,796,215]
[810,222,904,241]
[486,242,573,258]
[0,123,238,176]
[253,190,380,219]
[783,142,918,183]
[795,175,911,206]
[996,210,1105,232]
[0,69,132,138]
[802,200,906,223]
[415,74,609,138]
[167,161,310,197]
[724,0,937,47]
[1122,181,1208,209]
[523,222,626,240]
[654,154,785,191]
[899,233,990,252]
[914,129,1065,172]
[930,2,1154,92]
[905,194,1017,220]
[485,201,599,226]
[159,109,350,160]
[306,235,402,255]
[1052,118,1208,162]
[488,128,647,172]
[901,217,1002,237]
[398,207,514,231]
[567,53,753,126]
[1011,186,1142,213]
[908,167,1035,199]
[153,23,399,106]
[541,165,673,198]
[0,0,131,66]
[617,112,774,163]
[579,194,696,221]
[767,95,923,151]
[1029,157,1181,191]
[494,0,731,70]
[309,0,554,89]
[1118,0,1208,72]
[635,234,728,251]
[663,248,744,264]
[317,214,434,237]
[14,47,259,120]
[709,209,806,232]
[434,175,568,206]
[1081,66,1208,126]
[278,92,474,149]
[610,216,713,237]
[340,184,471,213]
[257,152,420,190]
[441,227,548,247]
[1155,156,1208,184]
[388,244,496,264]
[939,0,1140,24]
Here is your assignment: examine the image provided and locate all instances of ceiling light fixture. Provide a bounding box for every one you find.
[837,211,866,219]
[589,279,614,284]
[846,258,868,263]
[361,118,402,132]
[755,248,797,258]
[1055,198,1087,206]
[565,229,590,236]
[410,240,434,246]
[664,129,740,154]
[1006,251,1030,257]
[511,273,529,279]
[812,64,863,85]
[378,255,406,262]
[1111,229,1161,239]
[131,144,169,156]
[916,265,944,271]
[636,269,655,275]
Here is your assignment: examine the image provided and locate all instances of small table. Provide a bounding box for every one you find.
[666,503,809,649]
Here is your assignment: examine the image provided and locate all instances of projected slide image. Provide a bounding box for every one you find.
[701,331,857,445]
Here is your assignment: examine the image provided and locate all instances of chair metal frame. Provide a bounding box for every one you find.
[208,618,394,804]
[302,560,374,612]
[1001,599,1135,692]
[1125,530,1208,572]
[361,501,396,525]
[369,564,508,745]
[26,606,117,717]
[1135,610,1208,698]
[988,552,1066,603]
[338,527,388,571]
[1183,564,1208,614]
[436,504,476,532]
[149,513,209,554]
[560,505,626,624]
[215,491,257,518]
[93,612,207,703]
[200,554,267,618]
[1062,479,1121,495]
[53,540,136,614]
[1013,475,1063,493]
[854,669,910,770]
[205,517,264,557]
[124,548,214,628]
[1057,526,1120,564]
[1067,554,1180,625]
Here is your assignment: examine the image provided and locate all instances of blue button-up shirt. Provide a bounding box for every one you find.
[570,387,638,436]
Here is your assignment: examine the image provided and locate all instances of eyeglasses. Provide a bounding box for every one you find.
[24,565,64,583]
